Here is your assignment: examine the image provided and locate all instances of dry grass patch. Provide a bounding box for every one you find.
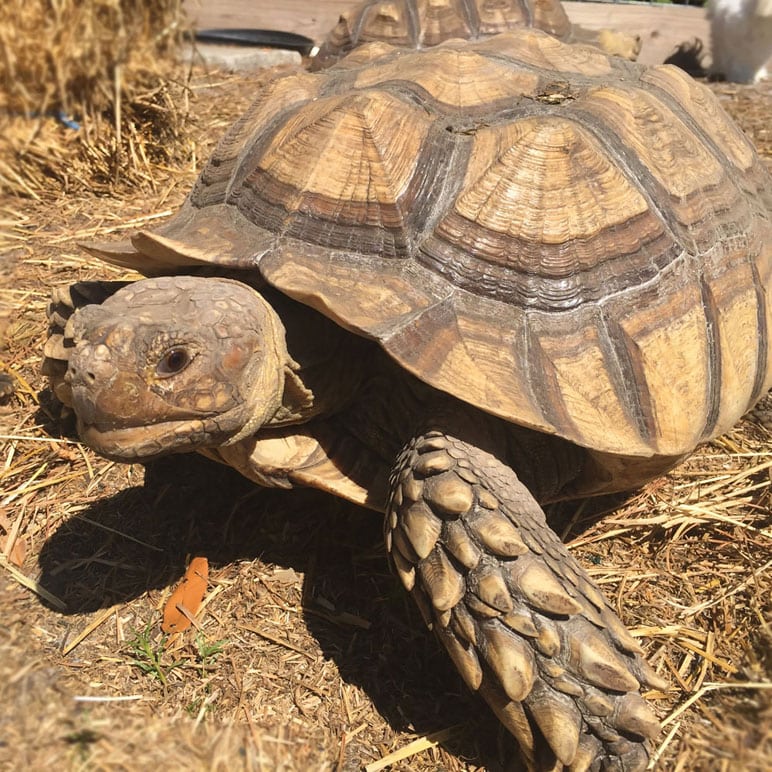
[0,0,191,197]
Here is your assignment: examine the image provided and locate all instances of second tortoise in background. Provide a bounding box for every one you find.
[311,0,641,68]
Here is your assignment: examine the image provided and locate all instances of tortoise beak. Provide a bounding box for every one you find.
[65,342,120,428]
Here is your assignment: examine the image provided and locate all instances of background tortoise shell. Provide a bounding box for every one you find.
[92,29,772,472]
[311,0,638,68]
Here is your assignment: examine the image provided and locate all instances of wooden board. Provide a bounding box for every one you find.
[184,0,711,66]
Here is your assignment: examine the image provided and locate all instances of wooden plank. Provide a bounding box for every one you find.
[185,1,711,65]
[186,0,346,42]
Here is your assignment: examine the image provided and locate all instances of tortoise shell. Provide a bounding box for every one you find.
[96,29,772,462]
[312,0,572,68]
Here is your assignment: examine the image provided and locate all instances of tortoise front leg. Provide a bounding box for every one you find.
[386,430,667,771]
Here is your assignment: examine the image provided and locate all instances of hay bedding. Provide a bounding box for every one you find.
[0,0,189,197]
[0,8,771,768]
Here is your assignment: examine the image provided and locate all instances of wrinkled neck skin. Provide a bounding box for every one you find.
[338,363,587,506]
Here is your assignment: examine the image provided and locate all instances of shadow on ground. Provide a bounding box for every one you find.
[36,451,536,769]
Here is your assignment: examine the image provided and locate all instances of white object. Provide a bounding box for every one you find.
[709,0,772,83]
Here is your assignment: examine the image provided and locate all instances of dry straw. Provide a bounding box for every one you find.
[0,0,191,197]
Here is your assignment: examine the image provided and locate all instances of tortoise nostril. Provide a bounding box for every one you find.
[66,363,100,386]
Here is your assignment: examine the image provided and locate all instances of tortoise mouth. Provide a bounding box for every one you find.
[77,416,228,462]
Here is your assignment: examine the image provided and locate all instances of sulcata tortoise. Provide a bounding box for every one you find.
[311,0,642,68]
[45,28,772,772]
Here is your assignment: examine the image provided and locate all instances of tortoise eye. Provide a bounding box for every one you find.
[157,346,192,376]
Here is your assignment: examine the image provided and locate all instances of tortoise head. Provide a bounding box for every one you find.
[65,276,292,461]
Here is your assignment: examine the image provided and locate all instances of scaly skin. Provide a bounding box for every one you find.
[387,428,666,771]
[53,275,669,771]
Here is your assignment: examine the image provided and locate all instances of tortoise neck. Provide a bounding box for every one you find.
[263,287,377,427]
[343,362,587,504]
[264,289,586,504]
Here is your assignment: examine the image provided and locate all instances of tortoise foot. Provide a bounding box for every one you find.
[386,430,667,771]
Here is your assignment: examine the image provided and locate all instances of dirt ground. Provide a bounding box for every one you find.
[1,59,771,772]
